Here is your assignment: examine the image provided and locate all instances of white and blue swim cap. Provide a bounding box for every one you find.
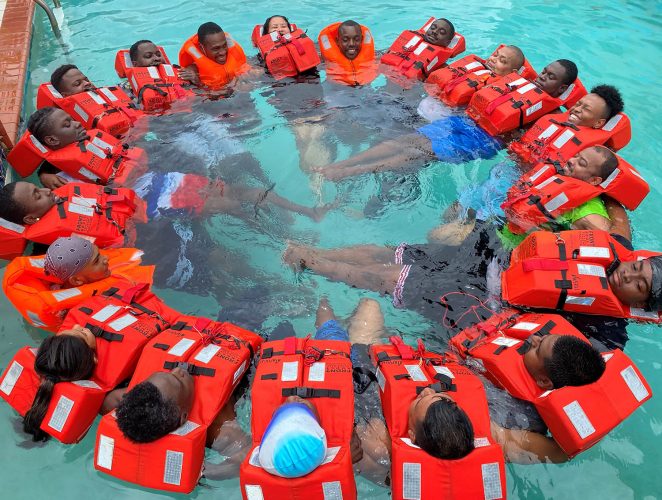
[258,402,327,478]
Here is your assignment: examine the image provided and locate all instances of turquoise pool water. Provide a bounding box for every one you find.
[2,0,661,498]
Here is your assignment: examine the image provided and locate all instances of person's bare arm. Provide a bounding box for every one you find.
[203,419,253,481]
[572,197,632,242]
[491,421,568,464]
[100,388,127,414]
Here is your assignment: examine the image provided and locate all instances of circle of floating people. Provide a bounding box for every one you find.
[0,13,659,499]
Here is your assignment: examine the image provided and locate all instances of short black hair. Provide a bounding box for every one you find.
[591,84,624,120]
[339,20,361,31]
[414,398,474,459]
[197,22,223,45]
[545,336,606,389]
[262,15,292,35]
[129,40,153,63]
[506,45,525,71]
[0,182,27,224]
[116,381,181,443]
[592,146,619,179]
[50,64,78,92]
[27,107,58,143]
[556,59,578,86]
[438,18,455,39]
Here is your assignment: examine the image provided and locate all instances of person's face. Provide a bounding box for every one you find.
[522,334,559,389]
[567,94,608,128]
[560,147,605,184]
[42,109,87,148]
[533,61,569,98]
[485,47,519,77]
[609,259,653,308]
[406,387,453,442]
[69,244,110,286]
[267,16,290,36]
[201,32,228,65]
[147,366,195,424]
[423,19,453,47]
[12,181,60,224]
[133,42,165,67]
[337,25,363,60]
[57,324,97,351]
[58,68,94,96]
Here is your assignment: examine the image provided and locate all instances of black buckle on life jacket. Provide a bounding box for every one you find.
[56,199,67,219]
[73,186,81,196]
[493,345,508,355]
[353,367,378,395]
[555,269,571,310]
[163,361,216,377]
[282,386,341,399]
[170,321,192,331]
[78,306,94,315]
[85,323,124,342]
[527,195,557,223]
[153,343,170,350]
[260,373,278,380]
[102,287,121,297]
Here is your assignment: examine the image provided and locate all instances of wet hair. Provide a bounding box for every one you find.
[506,45,525,71]
[50,64,78,93]
[556,59,578,86]
[592,146,619,179]
[116,381,181,443]
[437,18,455,39]
[27,107,58,144]
[414,398,474,459]
[197,22,224,45]
[591,85,624,120]
[0,182,27,224]
[263,15,292,35]
[544,336,606,389]
[338,20,361,32]
[23,335,96,441]
[129,40,153,63]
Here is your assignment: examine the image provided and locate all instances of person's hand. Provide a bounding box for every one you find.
[178,66,200,85]
[350,428,364,463]
[39,172,67,189]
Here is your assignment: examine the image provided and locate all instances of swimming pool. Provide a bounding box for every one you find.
[1,0,661,498]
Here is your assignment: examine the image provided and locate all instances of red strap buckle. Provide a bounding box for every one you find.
[389,336,416,360]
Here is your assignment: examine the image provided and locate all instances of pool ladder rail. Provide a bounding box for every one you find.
[34,0,63,40]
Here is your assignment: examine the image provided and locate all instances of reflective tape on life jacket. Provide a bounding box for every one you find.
[426,44,537,106]
[251,25,320,80]
[450,311,652,457]
[502,154,649,234]
[7,128,147,185]
[2,248,153,331]
[466,74,587,136]
[502,230,662,322]
[94,317,262,493]
[178,34,248,89]
[0,217,27,260]
[381,17,466,83]
[318,22,377,86]
[370,340,506,500]
[240,337,356,500]
[36,83,141,138]
[0,283,174,443]
[509,110,633,166]
[115,46,193,111]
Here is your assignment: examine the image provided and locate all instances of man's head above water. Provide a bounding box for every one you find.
[567,84,624,129]
[27,107,87,149]
[50,64,94,96]
[0,181,60,225]
[559,145,618,185]
[423,18,455,47]
[44,236,110,286]
[533,59,578,98]
[196,22,229,65]
[337,20,363,61]
[116,365,195,443]
[129,40,166,67]
[609,255,662,312]
[485,45,525,77]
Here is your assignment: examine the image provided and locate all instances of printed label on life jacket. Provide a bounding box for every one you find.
[194,344,221,364]
[170,419,200,436]
[163,450,184,486]
[72,380,101,389]
[92,305,121,322]
[544,192,569,213]
[233,360,246,383]
[465,61,483,71]
[321,446,341,465]
[245,484,265,500]
[511,321,540,331]
[0,217,25,234]
[629,307,660,320]
[433,366,455,378]
[538,124,559,140]
[168,338,196,356]
[577,264,606,278]
[552,130,575,149]
[96,434,115,469]
[620,366,649,402]
[526,101,544,117]
[578,246,610,259]
[402,462,422,500]
[47,395,75,432]
[108,314,138,331]
[281,361,299,382]
[308,362,326,382]
[52,287,83,302]
[405,364,428,382]
[474,436,490,447]
[376,367,385,391]
[482,462,504,500]
[565,296,595,307]
[67,202,95,218]
[322,481,342,500]
[491,337,520,347]
[563,400,595,439]
[0,361,23,395]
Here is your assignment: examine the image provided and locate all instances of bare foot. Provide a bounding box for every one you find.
[283,241,310,272]
[427,219,476,245]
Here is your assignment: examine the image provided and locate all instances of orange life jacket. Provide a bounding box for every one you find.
[0,283,174,443]
[466,74,587,136]
[251,24,320,80]
[426,44,536,106]
[2,247,153,331]
[502,230,662,322]
[7,128,147,186]
[36,82,142,138]
[380,18,465,83]
[450,310,652,457]
[94,317,262,493]
[115,46,194,111]
[370,339,506,500]
[0,217,28,260]
[240,337,356,500]
[509,110,632,166]
[318,22,378,86]
[179,34,248,90]
[501,155,649,234]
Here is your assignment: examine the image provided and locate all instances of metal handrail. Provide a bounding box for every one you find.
[34,0,62,39]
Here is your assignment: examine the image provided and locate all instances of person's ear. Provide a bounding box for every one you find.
[43,134,60,147]
[68,275,85,287]
[535,375,554,390]
[407,427,416,443]
[23,214,39,225]
[180,411,189,426]
[593,118,607,129]
[556,84,569,96]
[588,176,603,186]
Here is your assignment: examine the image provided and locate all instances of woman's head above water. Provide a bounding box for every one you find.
[263,15,292,36]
